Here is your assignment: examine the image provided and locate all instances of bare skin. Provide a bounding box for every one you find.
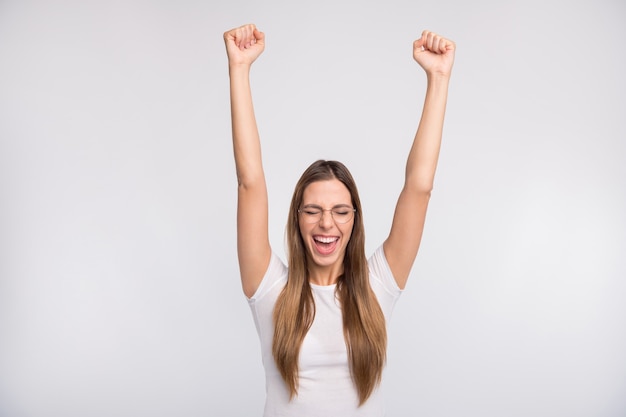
[224,24,455,296]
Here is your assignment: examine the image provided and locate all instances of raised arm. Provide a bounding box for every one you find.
[383,30,455,289]
[224,24,271,297]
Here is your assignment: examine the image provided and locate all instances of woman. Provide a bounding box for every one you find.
[224,23,455,416]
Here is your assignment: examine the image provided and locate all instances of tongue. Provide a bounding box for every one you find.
[315,239,337,255]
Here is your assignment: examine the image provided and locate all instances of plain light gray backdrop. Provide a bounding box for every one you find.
[0,0,625,416]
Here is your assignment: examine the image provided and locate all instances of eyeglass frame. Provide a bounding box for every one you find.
[297,204,357,224]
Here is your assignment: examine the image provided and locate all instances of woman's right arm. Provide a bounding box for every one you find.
[224,24,271,298]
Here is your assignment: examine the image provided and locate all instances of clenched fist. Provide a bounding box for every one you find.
[224,23,265,67]
[413,30,455,78]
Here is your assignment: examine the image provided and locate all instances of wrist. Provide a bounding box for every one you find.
[426,72,451,84]
[228,62,252,75]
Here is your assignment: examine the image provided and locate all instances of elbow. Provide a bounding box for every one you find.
[418,188,433,201]
[236,171,266,191]
[400,183,432,205]
[405,177,434,196]
[418,182,434,196]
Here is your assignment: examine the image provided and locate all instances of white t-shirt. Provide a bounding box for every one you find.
[248,245,402,417]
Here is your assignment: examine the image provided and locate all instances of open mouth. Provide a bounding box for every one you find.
[313,236,339,255]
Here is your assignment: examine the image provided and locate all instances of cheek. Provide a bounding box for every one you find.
[298,221,309,240]
[343,223,355,242]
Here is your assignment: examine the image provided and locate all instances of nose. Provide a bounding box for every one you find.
[318,209,334,228]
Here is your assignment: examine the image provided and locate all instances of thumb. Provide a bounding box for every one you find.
[413,37,426,52]
[254,29,265,44]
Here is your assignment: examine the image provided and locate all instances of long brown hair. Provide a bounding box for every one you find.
[272,160,387,405]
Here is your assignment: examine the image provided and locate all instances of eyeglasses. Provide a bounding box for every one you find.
[298,205,356,224]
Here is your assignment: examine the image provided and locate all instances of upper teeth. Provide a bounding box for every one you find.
[315,236,338,243]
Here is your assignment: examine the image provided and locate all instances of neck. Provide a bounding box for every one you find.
[307,263,343,286]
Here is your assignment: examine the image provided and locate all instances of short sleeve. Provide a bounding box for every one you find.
[368,245,403,320]
[247,252,288,355]
[247,251,288,303]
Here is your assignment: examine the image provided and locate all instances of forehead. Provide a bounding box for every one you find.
[302,179,351,205]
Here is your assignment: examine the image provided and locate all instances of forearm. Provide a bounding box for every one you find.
[405,74,450,192]
[229,64,265,189]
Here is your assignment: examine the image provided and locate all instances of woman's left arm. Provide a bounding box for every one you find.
[383,30,455,289]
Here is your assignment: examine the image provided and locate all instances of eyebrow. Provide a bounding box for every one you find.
[301,203,353,209]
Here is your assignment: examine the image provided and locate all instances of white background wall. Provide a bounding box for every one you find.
[1,1,624,416]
